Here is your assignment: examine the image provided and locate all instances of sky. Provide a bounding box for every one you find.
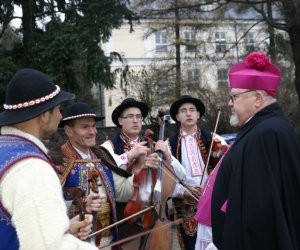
[11,5,22,28]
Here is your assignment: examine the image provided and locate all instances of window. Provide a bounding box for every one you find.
[215,32,227,53]
[244,33,254,53]
[155,75,170,94]
[185,31,197,52]
[188,69,200,83]
[155,32,168,52]
[217,68,228,85]
[154,80,174,106]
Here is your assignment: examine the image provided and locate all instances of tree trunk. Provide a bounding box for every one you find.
[21,0,35,60]
[288,27,300,106]
[267,0,276,62]
[282,0,300,106]
[175,0,181,98]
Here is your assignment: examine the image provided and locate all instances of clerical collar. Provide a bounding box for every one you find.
[244,115,254,125]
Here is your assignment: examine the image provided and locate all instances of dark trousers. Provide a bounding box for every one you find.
[178,223,197,250]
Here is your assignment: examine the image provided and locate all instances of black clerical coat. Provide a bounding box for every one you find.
[212,103,300,250]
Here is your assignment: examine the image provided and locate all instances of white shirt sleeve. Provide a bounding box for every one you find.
[0,158,98,250]
[164,140,187,197]
[101,140,129,170]
[170,155,186,181]
[113,172,134,202]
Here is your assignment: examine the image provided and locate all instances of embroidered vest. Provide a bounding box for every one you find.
[59,142,119,249]
[111,132,126,155]
[169,128,212,163]
[111,131,143,155]
[0,135,50,250]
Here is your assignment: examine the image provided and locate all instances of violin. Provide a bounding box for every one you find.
[208,137,222,172]
[63,187,85,221]
[88,166,101,245]
[124,129,157,228]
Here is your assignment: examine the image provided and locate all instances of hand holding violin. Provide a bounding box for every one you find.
[85,192,107,213]
[69,214,93,240]
[126,141,148,162]
[183,186,202,199]
[144,152,159,169]
[212,134,229,154]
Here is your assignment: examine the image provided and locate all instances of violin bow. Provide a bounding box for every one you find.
[200,108,221,186]
[86,205,155,239]
[157,157,199,202]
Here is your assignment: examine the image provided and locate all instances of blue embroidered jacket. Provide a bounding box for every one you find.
[0,135,50,250]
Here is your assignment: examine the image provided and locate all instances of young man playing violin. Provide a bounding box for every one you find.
[50,102,159,249]
[101,98,186,247]
[168,95,226,250]
[102,98,184,175]
[101,98,158,173]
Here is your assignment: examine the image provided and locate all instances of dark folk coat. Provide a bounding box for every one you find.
[212,103,300,250]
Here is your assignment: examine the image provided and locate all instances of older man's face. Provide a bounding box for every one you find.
[228,88,257,127]
[64,118,97,154]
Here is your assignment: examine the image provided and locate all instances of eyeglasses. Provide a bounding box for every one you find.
[230,90,255,102]
[179,108,197,114]
[120,114,143,121]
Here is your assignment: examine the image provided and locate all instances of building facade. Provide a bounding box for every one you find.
[102,9,277,127]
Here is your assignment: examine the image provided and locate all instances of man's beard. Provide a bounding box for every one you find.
[230,113,239,127]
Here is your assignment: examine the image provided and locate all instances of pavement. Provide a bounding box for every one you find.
[120,225,181,250]
[172,226,181,250]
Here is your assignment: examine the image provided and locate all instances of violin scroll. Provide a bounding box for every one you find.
[88,163,102,245]
[63,187,86,221]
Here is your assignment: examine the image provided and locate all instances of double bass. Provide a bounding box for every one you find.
[142,113,177,250]
[124,129,157,228]
[123,111,177,250]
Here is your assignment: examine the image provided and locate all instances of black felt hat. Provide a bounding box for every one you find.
[60,102,104,126]
[0,68,75,126]
[169,95,205,122]
[112,98,149,127]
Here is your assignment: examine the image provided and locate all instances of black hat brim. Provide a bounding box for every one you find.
[112,101,148,127]
[170,97,205,123]
[0,90,75,126]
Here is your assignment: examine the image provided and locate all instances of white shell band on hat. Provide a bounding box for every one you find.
[62,114,96,121]
[3,85,61,110]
